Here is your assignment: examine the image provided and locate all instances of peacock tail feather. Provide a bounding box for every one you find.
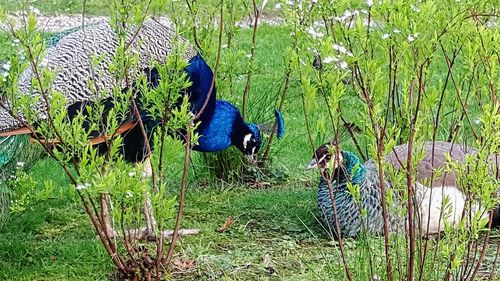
[274,110,285,139]
[0,26,84,226]
[0,25,80,173]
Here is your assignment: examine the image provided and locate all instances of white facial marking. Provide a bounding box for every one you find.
[318,155,327,166]
[329,152,343,169]
[243,133,252,149]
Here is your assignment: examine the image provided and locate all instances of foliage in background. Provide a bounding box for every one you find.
[282,0,499,280]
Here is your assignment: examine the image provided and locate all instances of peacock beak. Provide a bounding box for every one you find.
[306,159,318,170]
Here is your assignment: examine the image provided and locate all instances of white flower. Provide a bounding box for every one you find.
[339,61,348,69]
[16,162,25,168]
[411,4,420,13]
[323,56,335,64]
[29,6,40,15]
[367,0,374,7]
[343,10,353,19]
[393,29,400,33]
[312,0,318,3]
[332,43,348,54]
[407,33,419,42]
[126,191,133,198]
[274,3,281,9]
[2,71,8,78]
[307,26,324,38]
[381,33,391,39]
[485,21,498,28]
[2,62,11,71]
[128,171,136,177]
[474,119,481,125]
[76,182,91,190]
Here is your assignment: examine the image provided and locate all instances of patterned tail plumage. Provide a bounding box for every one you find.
[0,27,79,227]
[0,27,77,174]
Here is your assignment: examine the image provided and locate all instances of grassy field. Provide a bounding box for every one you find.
[0,2,499,281]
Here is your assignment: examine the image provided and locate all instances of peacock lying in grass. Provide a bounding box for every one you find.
[0,18,285,171]
[306,141,498,238]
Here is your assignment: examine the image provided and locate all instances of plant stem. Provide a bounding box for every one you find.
[241,0,261,120]
[165,125,192,265]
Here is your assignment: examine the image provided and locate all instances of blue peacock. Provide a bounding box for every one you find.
[0,19,285,169]
[307,141,498,238]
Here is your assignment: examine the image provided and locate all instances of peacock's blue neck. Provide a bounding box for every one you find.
[193,100,241,152]
[329,151,366,190]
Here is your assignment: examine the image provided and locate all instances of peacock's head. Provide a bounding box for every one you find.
[306,142,343,172]
[238,123,262,158]
[233,110,285,161]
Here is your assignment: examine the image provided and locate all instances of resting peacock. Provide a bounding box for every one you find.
[306,141,497,238]
[306,143,403,237]
[387,141,499,228]
[0,18,285,169]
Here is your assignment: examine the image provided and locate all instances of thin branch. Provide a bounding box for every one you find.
[164,125,192,265]
[241,0,261,120]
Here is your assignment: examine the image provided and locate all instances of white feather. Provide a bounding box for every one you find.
[243,133,252,149]
[414,183,487,234]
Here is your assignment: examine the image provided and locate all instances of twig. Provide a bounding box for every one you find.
[165,125,192,265]
[297,58,353,281]
[487,244,500,281]
[469,215,494,281]
[241,0,261,120]
[405,62,427,281]
[184,0,203,51]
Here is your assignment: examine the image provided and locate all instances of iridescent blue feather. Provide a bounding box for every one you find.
[274,109,285,139]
